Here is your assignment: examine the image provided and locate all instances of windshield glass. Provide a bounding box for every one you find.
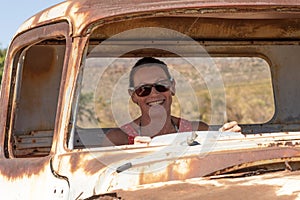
[76,57,273,129]
[70,53,273,149]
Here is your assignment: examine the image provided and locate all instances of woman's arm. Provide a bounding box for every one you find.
[101,128,128,146]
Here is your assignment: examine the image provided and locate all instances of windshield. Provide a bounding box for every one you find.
[77,57,273,128]
[70,54,273,149]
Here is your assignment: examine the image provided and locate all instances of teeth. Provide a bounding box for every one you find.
[148,100,164,106]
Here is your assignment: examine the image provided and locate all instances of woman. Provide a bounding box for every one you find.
[103,57,241,146]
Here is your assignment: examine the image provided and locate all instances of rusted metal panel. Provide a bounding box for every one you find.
[53,131,300,199]
[0,21,71,199]
[114,170,300,199]
[0,22,70,159]
[51,36,88,157]
[0,157,69,199]
[88,17,300,40]
[0,157,50,179]
[13,130,53,157]
[15,0,300,41]
[2,0,300,199]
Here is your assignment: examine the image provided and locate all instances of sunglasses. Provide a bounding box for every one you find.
[130,79,172,97]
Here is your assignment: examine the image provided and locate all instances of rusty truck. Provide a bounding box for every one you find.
[1,0,300,199]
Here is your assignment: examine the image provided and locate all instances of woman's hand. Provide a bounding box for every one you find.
[134,136,151,145]
[219,121,241,132]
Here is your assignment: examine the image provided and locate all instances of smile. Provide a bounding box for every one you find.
[147,100,165,106]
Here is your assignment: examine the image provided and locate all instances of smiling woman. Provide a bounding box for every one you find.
[104,57,210,145]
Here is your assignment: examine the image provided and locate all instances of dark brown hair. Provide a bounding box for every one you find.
[129,57,173,87]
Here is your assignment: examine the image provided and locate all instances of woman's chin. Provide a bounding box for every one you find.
[148,104,167,119]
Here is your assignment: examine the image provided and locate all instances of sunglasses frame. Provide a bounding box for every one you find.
[129,78,173,97]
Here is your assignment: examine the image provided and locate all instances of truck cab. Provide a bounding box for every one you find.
[1,0,300,199]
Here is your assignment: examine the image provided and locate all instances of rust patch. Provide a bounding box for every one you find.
[138,147,300,185]
[0,156,50,180]
[67,151,133,175]
[23,46,56,79]
[115,182,296,200]
[83,156,107,175]
[267,141,300,147]
[69,152,85,173]
[83,150,144,175]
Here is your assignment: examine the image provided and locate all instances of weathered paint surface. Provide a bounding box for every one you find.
[0,157,70,199]
[1,0,300,199]
[115,170,300,199]
[53,131,300,199]
[15,0,300,41]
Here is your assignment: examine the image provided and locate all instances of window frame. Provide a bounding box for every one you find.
[3,22,71,158]
[69,44,276,149]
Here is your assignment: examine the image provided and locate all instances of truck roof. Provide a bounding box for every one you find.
[15,0,300,41]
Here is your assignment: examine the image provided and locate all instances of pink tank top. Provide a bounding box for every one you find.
[121,118,193,144]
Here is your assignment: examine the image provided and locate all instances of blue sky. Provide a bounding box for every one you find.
[0,0,64,48]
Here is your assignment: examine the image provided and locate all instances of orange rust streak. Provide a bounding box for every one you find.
[116,180,297,200]
[139,147,300,185]
[0,156,50,180]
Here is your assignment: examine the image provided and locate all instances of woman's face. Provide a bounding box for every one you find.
[131,65,175,119]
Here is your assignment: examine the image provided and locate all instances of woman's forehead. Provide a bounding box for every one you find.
[133,66,168,85]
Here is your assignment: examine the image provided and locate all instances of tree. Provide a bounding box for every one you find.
[0,48,7,83]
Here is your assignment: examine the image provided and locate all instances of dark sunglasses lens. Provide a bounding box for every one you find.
[135,85,152,97]
[135,83,170,97]
[154,84,169,92]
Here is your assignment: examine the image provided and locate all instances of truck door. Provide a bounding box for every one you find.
[0,22,71,200]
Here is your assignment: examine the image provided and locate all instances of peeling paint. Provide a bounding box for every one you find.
[2,0,300,199]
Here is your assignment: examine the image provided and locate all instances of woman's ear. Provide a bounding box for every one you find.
[170,79,176,96]
[128,89,134,97]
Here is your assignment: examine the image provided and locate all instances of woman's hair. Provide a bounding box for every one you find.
[129,57,173,87]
